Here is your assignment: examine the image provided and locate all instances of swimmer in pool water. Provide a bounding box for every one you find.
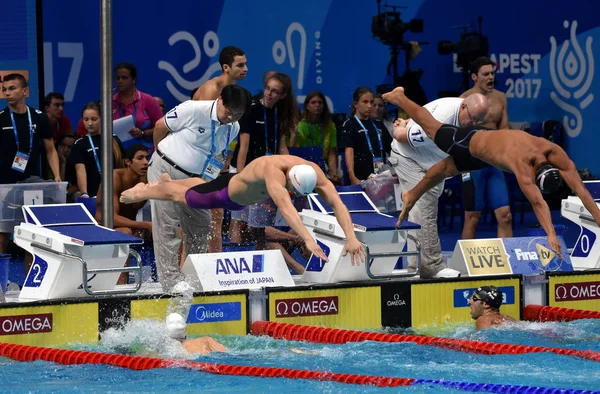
[468,286,515,330]
[166,313,227,355]
[121,155,366,268]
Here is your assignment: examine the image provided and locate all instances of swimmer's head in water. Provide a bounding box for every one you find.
[288,164,317,196]
[473,286,503,309]
[536,163,563,194]
[166,313,187,340]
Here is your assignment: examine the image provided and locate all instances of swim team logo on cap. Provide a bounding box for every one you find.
[474,286,503,309]
[288,164,317,195]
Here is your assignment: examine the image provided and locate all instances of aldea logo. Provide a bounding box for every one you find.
[549,20,594,138]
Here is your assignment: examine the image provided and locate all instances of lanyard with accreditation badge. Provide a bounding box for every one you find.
[9,107,34,173]
[86,134,103,174]
[354,115,385,172]
[202,101,232,181]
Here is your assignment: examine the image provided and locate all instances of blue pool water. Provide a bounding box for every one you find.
[2,319,600,393]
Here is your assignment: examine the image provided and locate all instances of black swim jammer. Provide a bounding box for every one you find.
[433,124,490,172]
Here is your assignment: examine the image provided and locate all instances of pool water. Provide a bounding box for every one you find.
[2,319,600,393]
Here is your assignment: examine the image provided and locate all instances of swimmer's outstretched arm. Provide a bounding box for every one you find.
[382,87,443,140]
[120,174,205,205]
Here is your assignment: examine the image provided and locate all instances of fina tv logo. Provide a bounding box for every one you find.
[549,20,594,138]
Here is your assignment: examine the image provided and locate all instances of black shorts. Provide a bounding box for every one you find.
[434,124,489,172]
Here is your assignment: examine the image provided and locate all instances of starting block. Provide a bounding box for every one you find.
[561,180,600,270]
[14,204,144,300]
[299,191,421,283]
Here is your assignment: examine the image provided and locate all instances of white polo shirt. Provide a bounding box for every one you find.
[158,100,240,174]
[391,97,463,170]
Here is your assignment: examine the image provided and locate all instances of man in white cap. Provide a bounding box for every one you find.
[121,155,366,267]
[166,313,227,354]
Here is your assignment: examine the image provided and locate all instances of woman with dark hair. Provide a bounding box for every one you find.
[371,93,395,138]
[68,102,125,197]
[230,72,302,263]
[112,62,163,147]
[232,72,298,169]
[293,90,338,182]
[340,86,392,184]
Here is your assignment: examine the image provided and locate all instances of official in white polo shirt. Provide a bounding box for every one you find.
[389,95,488,279]
[151,85,251,291]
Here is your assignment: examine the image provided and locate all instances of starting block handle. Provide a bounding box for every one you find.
[30,243,143,296]
[365,233,421,279]
[580,214,598,227]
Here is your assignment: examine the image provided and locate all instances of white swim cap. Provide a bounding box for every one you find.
[165,313,187,340]
[288,165,317,195]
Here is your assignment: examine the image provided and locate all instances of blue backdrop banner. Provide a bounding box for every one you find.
[41,0,599,173]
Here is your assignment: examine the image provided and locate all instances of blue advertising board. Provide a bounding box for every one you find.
[39,0,600,173]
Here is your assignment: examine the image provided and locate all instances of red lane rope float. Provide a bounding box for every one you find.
[2,342,597,393]
[251,321,600,362]
[0,342,414,388]
[524,304,600,322]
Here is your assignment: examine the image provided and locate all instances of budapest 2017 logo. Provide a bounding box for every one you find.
[549,20,594,138]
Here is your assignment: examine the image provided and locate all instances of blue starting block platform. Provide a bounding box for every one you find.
[14,203,144,300]
[298,191,421,283]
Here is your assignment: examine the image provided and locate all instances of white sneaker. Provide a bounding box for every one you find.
[432,267,461,278]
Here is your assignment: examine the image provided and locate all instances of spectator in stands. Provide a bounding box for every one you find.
[371,93,395,138]
[96,144,151,284]
[251,70,277,101]
[113,62,163,147]
[44,92,73,141]
[69,102,124,198]
[230,72,298,252]
[154,97,166,116]
[192,45,249,254]
[340,87,392,184]
[192,46,248,101]
[54,132,77,184]
[293,90,338,183]
[0,73,60,274]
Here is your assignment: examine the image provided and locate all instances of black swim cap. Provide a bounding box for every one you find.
[536,163,563,194]
[474,286,503,309]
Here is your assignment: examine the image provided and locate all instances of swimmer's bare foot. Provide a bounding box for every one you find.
[120,182,148,204]
[381,86,406,106]
[159,173,172,184]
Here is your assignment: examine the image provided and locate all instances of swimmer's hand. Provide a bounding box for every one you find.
[343,237,366,266]
[291,348,321,355]
[547,234,563,260]
[396,190,415,227]
[306,238,328,262]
